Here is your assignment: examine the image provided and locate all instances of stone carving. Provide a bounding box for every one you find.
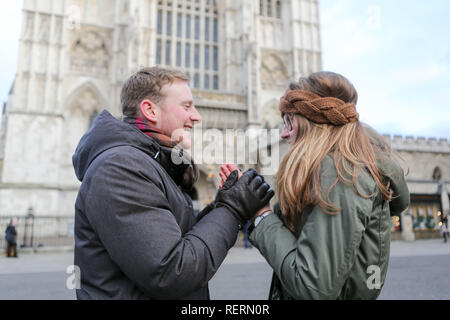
[60,88,102,184]
[22,42,32,70]
[260,52,289,90]
[141,29,151,67]
[122,0,130,15]
[116,25,128,78]
[132,37,139,65]
[35,73,47,110]
[196,106,247,129]
[35,44,48,74]
[24,12,34,40]
[18,72,30,108]
[260,99,282,129]
[37,13,51,43]
[306,51,314,75]
[62,89,97,159]
[70,26,112,76]
[53,16,63,43]
[193,91,246,104]
[69,88,102,114]
[67,4,81,30]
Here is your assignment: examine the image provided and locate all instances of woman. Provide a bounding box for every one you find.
[220,71,410,299]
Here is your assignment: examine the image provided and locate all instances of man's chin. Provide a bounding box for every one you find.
[179,138,192,149]
[172,129,192,149]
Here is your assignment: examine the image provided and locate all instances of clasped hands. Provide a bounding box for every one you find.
[215,164,273,226]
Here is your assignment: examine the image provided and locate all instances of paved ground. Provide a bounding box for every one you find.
[0,239,449,300]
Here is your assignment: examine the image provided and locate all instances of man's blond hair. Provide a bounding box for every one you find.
[121,66,189,117]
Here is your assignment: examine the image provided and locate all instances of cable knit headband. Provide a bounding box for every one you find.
[279,89,359,126]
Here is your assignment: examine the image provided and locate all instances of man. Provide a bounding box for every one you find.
[72,67,273,299]
[441,212,449,243]
[4,217,18,258]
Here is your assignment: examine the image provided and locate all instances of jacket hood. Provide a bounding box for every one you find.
[72,110,161,181]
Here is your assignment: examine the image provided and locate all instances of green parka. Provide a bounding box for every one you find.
[249,154,410,300]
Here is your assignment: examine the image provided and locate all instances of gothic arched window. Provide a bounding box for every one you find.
[260,0,282,19]
[432,166,442,181]
[156,0,219,90]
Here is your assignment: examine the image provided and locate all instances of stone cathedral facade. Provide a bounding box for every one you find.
[0,0,323,218]
[1,0,448,241]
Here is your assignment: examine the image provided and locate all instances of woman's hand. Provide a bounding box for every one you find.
[219,163,242,189]
[219,163,273,223]
[215,169,275,225]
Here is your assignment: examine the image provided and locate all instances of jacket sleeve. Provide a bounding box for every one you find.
[364,124,410,215]
[382,156,410,216]
[83,151,239,299]
[249,172,372,300]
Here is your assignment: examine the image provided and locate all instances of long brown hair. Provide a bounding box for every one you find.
[277,72,396,232]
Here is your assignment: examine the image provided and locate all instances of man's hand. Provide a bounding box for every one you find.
[215,168,274,226]
[197,165,243,221]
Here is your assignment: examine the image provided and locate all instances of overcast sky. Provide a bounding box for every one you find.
[1,0,449,139]
[320,0,450,139]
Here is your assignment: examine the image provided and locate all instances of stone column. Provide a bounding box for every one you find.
[441,183,449,215]
[401,208,415,241]
[242,0,261,129]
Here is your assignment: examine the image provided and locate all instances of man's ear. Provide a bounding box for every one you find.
[139,99,159,124]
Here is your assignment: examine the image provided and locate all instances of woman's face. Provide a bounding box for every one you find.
[281,113,297,144]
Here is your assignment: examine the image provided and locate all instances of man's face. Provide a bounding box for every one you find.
[157,80,201,148]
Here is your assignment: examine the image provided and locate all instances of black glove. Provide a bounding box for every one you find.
[195,170,240,221]
[195,170,242,221]
[215,169,274,227]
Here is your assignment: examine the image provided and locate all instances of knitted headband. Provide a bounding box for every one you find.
[279,89,359,126]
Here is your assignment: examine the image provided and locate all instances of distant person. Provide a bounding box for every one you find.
[243,221,253,249]
[72,66,273,299]
[4,217,18,258]
[221,71,410,299]
[441,212,449,243]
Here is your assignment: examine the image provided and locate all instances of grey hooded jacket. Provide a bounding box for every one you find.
[72,110,239,300]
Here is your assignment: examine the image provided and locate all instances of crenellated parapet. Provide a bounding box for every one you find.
[382,134,450,154]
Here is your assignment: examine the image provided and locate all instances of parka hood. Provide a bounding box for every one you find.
[72,110,161,181]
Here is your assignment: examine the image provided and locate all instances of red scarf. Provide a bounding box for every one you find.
[123,116,176,149]
[123,116,198,189]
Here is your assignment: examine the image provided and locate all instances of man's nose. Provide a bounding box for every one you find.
[190,106,202,123]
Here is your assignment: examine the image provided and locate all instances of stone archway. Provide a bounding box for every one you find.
[260,98,282,129]
[260,52,290,90]
[432,166,442,181]
[59,83,106,184]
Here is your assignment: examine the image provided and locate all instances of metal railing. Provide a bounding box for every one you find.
[1,215,74,250]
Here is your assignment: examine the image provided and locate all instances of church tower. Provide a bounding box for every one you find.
[0,0,322,217]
